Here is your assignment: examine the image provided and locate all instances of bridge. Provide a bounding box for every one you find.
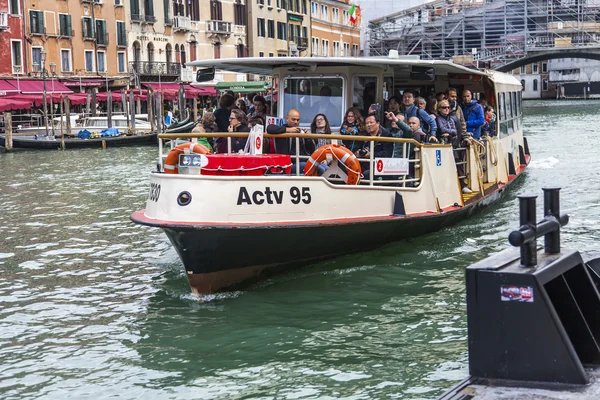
[367,0,600,72]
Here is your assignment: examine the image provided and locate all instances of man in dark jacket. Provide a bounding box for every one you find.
[400,90,437,135]
[357,114,393,181]
[461,90,485,140]
[266,109,317,174]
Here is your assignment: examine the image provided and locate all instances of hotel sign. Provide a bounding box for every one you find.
[136,35,170,42]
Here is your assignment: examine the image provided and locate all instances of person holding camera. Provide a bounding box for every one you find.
[355,114,393,180]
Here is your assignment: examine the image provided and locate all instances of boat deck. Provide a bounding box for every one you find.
[462,182,497,205]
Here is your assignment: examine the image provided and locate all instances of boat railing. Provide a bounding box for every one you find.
[157,132,444,188]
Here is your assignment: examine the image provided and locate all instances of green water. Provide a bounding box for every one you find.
[1,100,599,399]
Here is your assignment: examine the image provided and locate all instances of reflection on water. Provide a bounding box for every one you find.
[1,101,600,399]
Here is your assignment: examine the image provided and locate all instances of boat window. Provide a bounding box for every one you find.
[272,75,279,116]
[282,76,344,127]
[352,75,377,117]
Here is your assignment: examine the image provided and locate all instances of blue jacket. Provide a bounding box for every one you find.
[461,100,485,140]
[401,104,437,135]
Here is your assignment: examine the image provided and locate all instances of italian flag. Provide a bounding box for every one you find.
[349,4,361,25]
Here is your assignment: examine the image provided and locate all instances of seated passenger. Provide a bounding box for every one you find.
[340,107,366,153]
[407,117,433,143]
[356,114,393,181]
[310,114,332,148]
[266,109,317,174]
[435,100,458,145]
[385,112,413,158]
[216,109,250,153]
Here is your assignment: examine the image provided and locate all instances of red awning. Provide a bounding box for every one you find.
[18,80,73,94]
[67,93,89,105]
[144,83,182,91]
[196,86,217,96]
[62,79,104,88]
[0,98,33,112]
[0,80,19,95]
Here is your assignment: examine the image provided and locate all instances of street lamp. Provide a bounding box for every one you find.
[41,50,49,136]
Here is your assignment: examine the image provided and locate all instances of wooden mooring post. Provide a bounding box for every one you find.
[64,97,71,151]
[4,112,12,152]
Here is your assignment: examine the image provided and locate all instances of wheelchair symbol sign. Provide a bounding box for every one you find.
[436,150,442,166]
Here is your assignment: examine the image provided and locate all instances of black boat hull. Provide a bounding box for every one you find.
[0,134,157,150]
[132,178,521,294]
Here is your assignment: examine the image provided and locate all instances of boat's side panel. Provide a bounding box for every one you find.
[159,181,510,293]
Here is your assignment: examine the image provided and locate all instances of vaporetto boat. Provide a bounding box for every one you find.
[131,56,530,294]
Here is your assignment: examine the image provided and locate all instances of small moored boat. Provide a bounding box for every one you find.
[131,56,530,294]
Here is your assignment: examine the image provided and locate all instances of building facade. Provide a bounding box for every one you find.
[20,0,128,90]
[127,0,177,85]
[310,0,359,57]
[2,0,26,78]
[247,0,311,58]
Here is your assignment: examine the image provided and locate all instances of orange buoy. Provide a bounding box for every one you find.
[304,144,362,185]
[164,142,212,174]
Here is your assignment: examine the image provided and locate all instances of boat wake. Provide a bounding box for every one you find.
[529,156,559,169]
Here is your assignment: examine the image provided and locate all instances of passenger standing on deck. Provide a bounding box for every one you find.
[248,95,267,122]
[446,88,467,137]
[482,106,496,137]
[213,94,236,132]
[383,96,401,130]
[435,100,458,145]
[400,90,437,136]
[461,90,485,140]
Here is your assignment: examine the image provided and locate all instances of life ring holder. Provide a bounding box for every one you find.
[164,142,212,174]
[303,144,362,185]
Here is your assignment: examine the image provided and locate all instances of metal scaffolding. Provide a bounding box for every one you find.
[367,0,600,67]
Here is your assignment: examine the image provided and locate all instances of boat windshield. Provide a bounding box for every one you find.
[282,77,344,128]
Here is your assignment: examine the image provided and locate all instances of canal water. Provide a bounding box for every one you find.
[1,100,599,399]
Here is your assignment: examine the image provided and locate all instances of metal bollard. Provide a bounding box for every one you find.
[543,187,561,254]
[518,195,537,267]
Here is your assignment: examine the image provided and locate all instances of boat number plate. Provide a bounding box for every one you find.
[148,183,161,202]
[237,186,311,205]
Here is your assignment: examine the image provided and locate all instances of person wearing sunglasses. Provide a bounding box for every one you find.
[216,109,250,153]
[435,100,457,145]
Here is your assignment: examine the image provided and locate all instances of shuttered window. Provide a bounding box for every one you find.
[96,20,107,45]
[82,17,94,39]
[30,10,44,34]
[116,21,127,47]
[59,14,72,37]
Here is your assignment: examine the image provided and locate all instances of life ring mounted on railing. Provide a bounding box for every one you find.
[164,142,212,174]
[304,144,362,185]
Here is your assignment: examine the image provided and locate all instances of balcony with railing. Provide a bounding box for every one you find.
[130,61,181,76]
[0,12,8,30]
[131,14,143,22]
[144,15,157,24]
[173,15,191,31]
[295,36,308,50]
[206,20,233,35]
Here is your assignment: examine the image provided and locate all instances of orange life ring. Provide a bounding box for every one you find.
[303,144,362,185]
[164,142,212,174]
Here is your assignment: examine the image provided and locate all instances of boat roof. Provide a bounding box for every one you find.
[187,56,490,77]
